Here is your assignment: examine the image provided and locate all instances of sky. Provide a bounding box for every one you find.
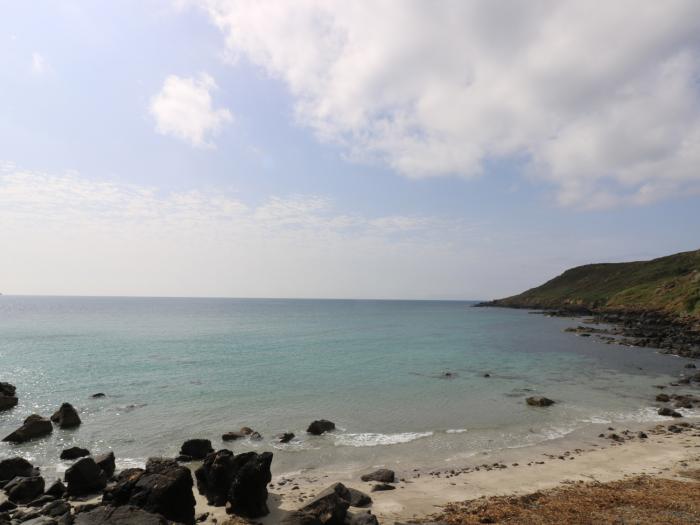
[0,0,699,300]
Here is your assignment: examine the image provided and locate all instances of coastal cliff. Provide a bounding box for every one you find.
[480,249,700,319]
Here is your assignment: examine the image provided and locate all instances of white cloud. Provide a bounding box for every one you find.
[149,73,232,148]
[194,1,700,208]
[31,52,48,75]
[0,166,492,298]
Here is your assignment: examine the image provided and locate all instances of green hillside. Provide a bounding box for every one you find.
[486,249,700,318]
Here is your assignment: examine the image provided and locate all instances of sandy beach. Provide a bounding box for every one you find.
[242,420,700,524]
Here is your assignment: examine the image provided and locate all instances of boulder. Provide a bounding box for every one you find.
[658,407,683,418]
[525,396,555,407]
[0,395,18,411]
[179,439,213,460]
[0,383,16,397]
[60,447,91,460]
[319,483,371,508]
[27,494,56,507]
[227,451,273,518]
[655,394,670,402]
[37,499,70,518]
[345,511,379,525]
[277,432,295,444]
[74,505,169,525]
[5,475,45,504]
[104,457,195,525]
[0,457,37,482]
[2,414,53,443]
[283,485,349,525]
[64,457,107,497]
[90,393,106,399]
[370,483,395,492]
[51,403,81,429]
[45,480,67,499]
[360,469,395,483]
[17,517,57,525]
[95,451,116,478]
[195,449,236,506]
[307,420,336,435]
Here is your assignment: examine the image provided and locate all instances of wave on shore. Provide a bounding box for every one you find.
[334,431,434,447]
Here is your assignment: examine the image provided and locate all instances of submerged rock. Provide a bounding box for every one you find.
[51,403,81,429]
[307,419,336,435]
[3,414,53,443]
[277,432,295,444]
[179,439,213,460]
[360,469,395,483]
[658,407,683,418]
[526,396,555,407]
[0,383,17,412]
[60,447,91,460]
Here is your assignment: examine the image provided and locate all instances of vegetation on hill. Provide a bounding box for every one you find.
[484,249,700,318]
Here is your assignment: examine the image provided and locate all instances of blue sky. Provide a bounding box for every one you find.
[1,1,699,299]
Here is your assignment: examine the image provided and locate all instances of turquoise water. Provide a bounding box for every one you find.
[0,296,695,475]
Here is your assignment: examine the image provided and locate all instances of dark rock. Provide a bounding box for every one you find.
[2,414,53,443]
[221,432,246,441]
[655,394,670,402]
[5,475,45,504]
[525,396,555,407]
[250,431,263,441]
[0,500,16,512]
[90,393,106,399]
[319,483,372,508]
[179,439,213,460]
[227,451,273,518]
[60,447,91,460]
[105,457,195,524]
[74,505,169,525]
[28,494,55,507]
[658,407,683,418]
[195,449,236,506]
[283,485,349,525]
[483,373,491,378]
[684,363,696,368]
[0,395,18,411]
[64,457,107,497]
[51,403,81,429]
[370,483,395,492]
[307,420,336,435]
[0,383,16,397]
[18,517,58,525]
[360,469,395,483]
[345,510,379,525]
[95,451,116,478]
[45,479,67,499]
[277,432,295,443]
[0,457,36,481]
[638,431,648,439]
[38,499,70,518]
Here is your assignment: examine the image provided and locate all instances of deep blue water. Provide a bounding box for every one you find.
[0,296,694,474]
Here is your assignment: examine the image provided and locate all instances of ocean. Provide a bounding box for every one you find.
[0,296,694,477]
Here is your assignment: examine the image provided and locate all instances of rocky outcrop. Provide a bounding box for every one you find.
[307,420,336,435]
[74,505,170,525]
[60,447,91,460]
[283,484,350,525]
[51,403,81,429]
[103,458,195,525]
[0,383,17,412]
[179,439,213,460]
[658,407,682,418]
[2,415,53,443]
[194,449,273,519]
[360,469,395,483]
[526,396,555,407]
[4,475,45,504]
[0,457,37,483]
[65,457,107,497]
[318,483,372,508]
[346,511,380,524]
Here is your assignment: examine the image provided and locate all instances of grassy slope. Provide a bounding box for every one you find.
[488,249,700,318]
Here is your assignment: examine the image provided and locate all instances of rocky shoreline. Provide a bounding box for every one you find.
[476,303,700,358]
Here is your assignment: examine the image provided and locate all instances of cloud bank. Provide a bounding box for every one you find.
[150,73,232,148]
[195,0,700,208]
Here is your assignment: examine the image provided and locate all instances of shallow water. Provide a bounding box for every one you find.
[0,296,695,476]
